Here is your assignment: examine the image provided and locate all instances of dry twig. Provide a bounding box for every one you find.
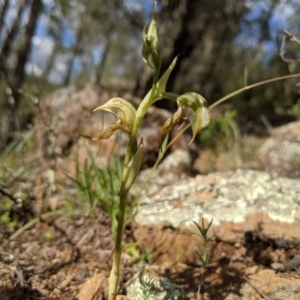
[243,276,271,300]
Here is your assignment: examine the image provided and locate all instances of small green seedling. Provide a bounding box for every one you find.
[192,219,214,299]
[124,242,153,265]
[1,197,17,229]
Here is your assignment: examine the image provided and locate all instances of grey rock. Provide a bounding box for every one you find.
[34,83,117,157]
[135,169,300,227]
[126,266,182,300]
[257,121,300,178]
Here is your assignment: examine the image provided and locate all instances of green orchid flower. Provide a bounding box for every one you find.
[161,92,211,146]
[79,97,136,141]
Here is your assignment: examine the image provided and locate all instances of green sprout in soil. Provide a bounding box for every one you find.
[192,219,214,299]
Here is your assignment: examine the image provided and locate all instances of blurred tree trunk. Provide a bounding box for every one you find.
[0,0,43,152]
[63,29,83,85]
[11,0,43,101]
[95,32,113,85]
[0,0,28,75]
[0,0,9,33]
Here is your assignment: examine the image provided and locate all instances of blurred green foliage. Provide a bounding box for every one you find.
[199,110,237,149]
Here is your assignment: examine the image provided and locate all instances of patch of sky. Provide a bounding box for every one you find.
[235,1,295,64]
[123,0,143,12]
[47,54,68,83]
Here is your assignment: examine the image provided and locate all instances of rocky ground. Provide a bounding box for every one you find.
[1,83,300,300]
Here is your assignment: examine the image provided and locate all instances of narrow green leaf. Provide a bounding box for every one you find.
[153,56,178,101]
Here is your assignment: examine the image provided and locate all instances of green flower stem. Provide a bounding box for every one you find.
[124,83,157,167]
[109,107,151,299]
[109,78,158,299]
[161,92,179,102]
[108,191,128,298]
[210,73,300,109]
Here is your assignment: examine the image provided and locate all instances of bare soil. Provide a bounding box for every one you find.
[1,196,300,300]
[1,143,300,300]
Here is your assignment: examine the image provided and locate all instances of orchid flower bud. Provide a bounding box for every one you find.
[142,3,161,75]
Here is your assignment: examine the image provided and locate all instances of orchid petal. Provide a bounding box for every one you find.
[160,106,185,143]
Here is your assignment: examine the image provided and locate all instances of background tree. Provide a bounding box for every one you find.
[40,0,73,82]
[0,0,43,152]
